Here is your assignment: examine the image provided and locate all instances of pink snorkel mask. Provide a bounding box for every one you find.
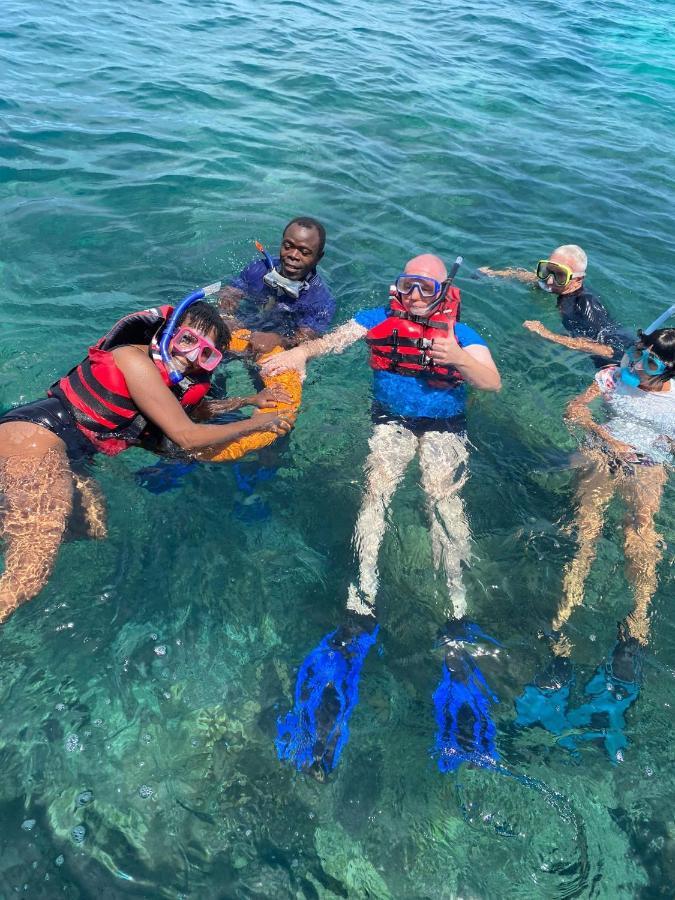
[169,326,223,372]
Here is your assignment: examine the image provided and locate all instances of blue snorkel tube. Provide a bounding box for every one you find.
[621,303,675,387]
[159,280,223,384]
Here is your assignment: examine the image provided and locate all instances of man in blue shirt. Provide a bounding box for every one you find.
[263,253,500,617]
[218,217,336,353]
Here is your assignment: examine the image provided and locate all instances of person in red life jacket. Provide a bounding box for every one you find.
[266,256,503,777]
[263,253,501,615]
[0,300,291,624]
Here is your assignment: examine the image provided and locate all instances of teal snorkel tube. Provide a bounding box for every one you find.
[159,281,222,384]
[621,303,675,387]
[644,303,675,335]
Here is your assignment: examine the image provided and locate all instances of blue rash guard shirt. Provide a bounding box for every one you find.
[354,307,488,420]
[230,256,336,336]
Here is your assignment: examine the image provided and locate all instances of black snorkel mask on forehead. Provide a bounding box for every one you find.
[256,240,308,301]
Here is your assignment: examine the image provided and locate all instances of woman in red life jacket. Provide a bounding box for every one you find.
[0,300,291,624]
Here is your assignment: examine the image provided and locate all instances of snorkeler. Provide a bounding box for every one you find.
[516,322,675,761]
[0,294,292,624]
[217,217,336,355]
[266,254,503,778]
[478,244,630,363]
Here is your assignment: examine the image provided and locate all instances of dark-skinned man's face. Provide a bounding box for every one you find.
[279,224,323,281]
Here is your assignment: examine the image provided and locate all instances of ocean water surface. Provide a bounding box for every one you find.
[1,0,675,896]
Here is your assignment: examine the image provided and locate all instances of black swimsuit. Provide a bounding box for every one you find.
[0,397,96,466]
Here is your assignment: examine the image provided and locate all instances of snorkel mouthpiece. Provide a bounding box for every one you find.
[256,240,305,300]
[620,365,641,388]
[619,352,641,387]
[159,281,222,384]
[538,279,554,293]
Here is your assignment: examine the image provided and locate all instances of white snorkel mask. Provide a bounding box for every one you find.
[620,303,675,387]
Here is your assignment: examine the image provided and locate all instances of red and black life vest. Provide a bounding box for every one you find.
[49,306,211,455]
[365,288,464,384]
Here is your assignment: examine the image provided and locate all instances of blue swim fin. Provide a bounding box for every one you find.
[135,458,197,494]
[433,620,500,773]
[562,631,643,763]
[276,616,378,781]
[514,655,574,736]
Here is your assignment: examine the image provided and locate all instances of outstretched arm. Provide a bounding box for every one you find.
[114,347,291,451]
[564,382,633,455]
[523,321,614,357]
[260,319,367,377]
[478,266,537,283]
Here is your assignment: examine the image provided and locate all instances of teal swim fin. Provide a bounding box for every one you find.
[515,655,574,736]
[562,630,643,762]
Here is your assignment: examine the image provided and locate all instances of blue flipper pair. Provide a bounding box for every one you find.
[433,619,501,772]
[275,616,379,781]
[277,616,502,779]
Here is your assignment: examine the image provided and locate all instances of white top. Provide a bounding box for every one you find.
[595,366,675,464]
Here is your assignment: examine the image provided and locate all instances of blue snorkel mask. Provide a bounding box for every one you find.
[159,280,223,384]
[255,240,308,300]
[619,303,675,387]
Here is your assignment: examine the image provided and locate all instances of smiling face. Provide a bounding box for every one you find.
[169,320,220,375]
[398,254,448,316]
[278,223,323,281]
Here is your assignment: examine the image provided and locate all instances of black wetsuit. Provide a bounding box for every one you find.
[0,397,95,467]
[557,286,631,367]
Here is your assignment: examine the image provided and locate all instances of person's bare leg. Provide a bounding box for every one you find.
[552,450,616,656]
[347,422,418,617]
[418,430,471,619]
[0,423,74,624]
[618,464,667,645]
[72,473,107,539]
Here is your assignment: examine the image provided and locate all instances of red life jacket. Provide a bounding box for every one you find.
[365,287,464,384]
[49,306,211,455]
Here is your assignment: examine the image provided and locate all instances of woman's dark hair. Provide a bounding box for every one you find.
[638,327,675,381]
[176,300,230,350]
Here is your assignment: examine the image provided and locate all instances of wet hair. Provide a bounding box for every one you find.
[177,300,230,350]
[638,327,675,381]
[283,216,326,255]
[553,244,587,277]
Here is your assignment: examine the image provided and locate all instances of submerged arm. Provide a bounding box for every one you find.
[564,381,632,454]
[260,319,367,376]
[479,266,537,283]
[523,322,614,357]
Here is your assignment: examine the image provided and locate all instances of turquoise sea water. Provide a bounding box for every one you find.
[1,0,675,896]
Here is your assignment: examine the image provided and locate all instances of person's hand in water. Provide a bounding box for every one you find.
[252,411,295,435]
[260,346,309,378]
[523,319,551,337]
[250,386,292,408]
